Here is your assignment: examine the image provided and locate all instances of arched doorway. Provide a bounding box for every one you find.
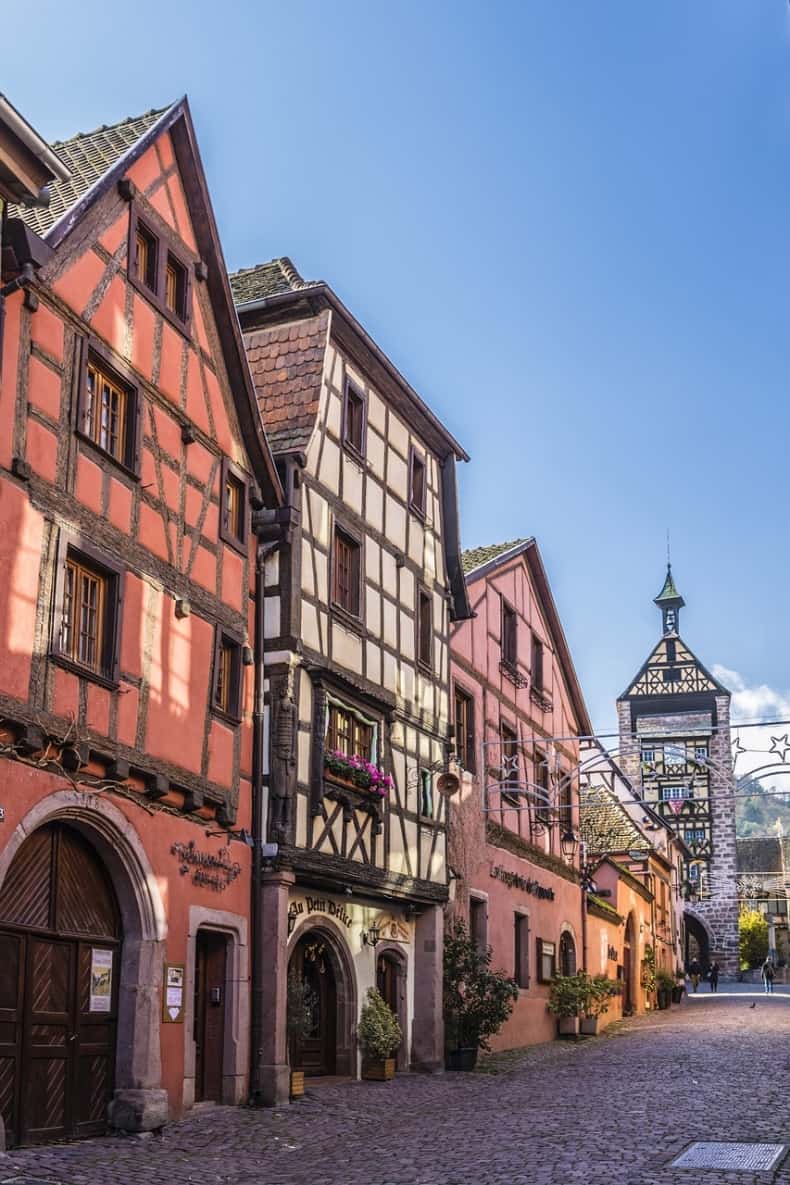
[622,914,635,1014]
[685,911,711,971]
[0,823,121,1146]
[376,947,407,1071]
[559,930,577,976]
[289,932,338,1076]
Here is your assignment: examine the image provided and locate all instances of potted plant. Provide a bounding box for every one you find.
[640,943,657,1007]
[547,973,590,1038]
[358,987,402,1080]
[656,968,675,1010]
[580,974,620,1035]
[443,921,519,1070]
[286,972,315,1099]
[672,966,686,1004]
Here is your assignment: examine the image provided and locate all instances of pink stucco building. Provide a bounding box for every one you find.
[448,539,593,1049]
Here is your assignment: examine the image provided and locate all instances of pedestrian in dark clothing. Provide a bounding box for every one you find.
[689,957,702,992]
[709,961,719,992]
[762,958,775,994]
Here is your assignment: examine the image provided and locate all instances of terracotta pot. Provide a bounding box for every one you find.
[557,1016,580,1038]
[290,1070,305,1099]
[445,1046,478,1072]
[579,1016,599,1036]
[361,1058,396,1081]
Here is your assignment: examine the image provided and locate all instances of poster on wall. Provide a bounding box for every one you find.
[163,963,186,1023]
[90,949,113,1013]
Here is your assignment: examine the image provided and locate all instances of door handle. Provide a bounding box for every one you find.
[68,1033,77,1043]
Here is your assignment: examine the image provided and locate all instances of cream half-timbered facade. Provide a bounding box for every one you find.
[233,259,470,1097]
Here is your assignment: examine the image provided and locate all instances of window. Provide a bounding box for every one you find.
[213,631,242,720]
[128,205,192,330]
[454,686,475,773]
[537,938,556,983]
[420,769,434,818]
[79,353,139,470]
[514,914,530,988]
[470,897,487,953]
[531,634,544,692]
[660,785,688,801]
[343,380,366,456]
[500,721,519,802]
[534,747,550,822]
[684,828,705,846]
[325,702,374,761]
[694,745,708,763]
[332,526,361,617]
[417,588,432,670]
[409,447,426,516]
[665,744,685,770]
[641,747,656,765]
[559,931,576,976]
[53,542,122,682]
[219,459,249,553]
[134,221,158,291]
[501,600,517,669]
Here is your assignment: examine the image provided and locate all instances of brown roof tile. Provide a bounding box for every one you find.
[242,310,329,455]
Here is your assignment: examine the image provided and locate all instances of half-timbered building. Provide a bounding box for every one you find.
[0,100,282,1146]
[231,259,470,1101]
[447,538,591,1048]
[617,566,739,974]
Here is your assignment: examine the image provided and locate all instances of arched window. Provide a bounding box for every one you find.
[559,930,576,976]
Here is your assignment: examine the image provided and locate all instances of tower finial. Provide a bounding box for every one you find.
[654,556,684,636]
[667,528,671,568]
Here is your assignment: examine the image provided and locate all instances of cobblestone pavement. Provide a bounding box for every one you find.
[2,993,788,1185]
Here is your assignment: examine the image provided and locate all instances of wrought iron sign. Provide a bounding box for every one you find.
[171,840,241,892]
[490,864,555,900]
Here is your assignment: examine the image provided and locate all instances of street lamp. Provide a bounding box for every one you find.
[361,922,382,948]
[560,829,578,861]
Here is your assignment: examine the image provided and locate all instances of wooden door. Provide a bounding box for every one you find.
[0,824,120,1147]
[289,938,336,1076]
[194,931,227,1102]
[623,925,633,1013]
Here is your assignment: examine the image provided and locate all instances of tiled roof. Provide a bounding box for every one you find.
[229,257,321,306]
[654,562,684,606]
[10,107,170,237]
[243,310,329,454]
[461,539,531,575]
[579,781,649,857]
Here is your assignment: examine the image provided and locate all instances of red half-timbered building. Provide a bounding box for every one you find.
[0,99,282,1147]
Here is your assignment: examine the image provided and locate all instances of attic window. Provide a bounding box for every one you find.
[165,252,188,321]
[135,222,158,291]
[343,380,366,457]
[128,204,192,332]
[409,447,426,516]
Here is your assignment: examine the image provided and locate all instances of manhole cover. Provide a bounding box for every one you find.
[671,1142,786,1171]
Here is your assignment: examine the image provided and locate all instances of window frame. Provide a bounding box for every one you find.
[469,896,488,954]
[501,597,517,670]
[500,719,520,806]
[325,700,376,764]
[514,912,530,989]
[536,938,556,984]
[50,533,124,687]
[128,202,194,336]
[331,521,363,622]
[218,457,250,555]
[211,628,244,724]
[416,585,433,672]
[453,683,476,773]
[76,339,142,477]
[531,632,544,692]
[408,445,427,518]
[419,768,435,820]
[341,378,367,460]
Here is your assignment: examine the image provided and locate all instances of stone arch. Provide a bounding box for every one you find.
[685,909,714,971]
[0,789,168,1131]
[622,911,637,1014]
[375,941,409,1071]
[288,914,358,1077]
[558,922,578,975]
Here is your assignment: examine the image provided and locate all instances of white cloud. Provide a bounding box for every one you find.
[712,664,790,789]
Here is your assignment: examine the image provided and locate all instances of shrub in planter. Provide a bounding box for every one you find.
[286,972,316,1099]
[656,968,675,1010]
[580,975,620,1034]
[547,973,590,1037]
[443,921,519,1069]
[358,988,401,1080]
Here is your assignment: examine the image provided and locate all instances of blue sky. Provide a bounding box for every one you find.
[6,1,790,733]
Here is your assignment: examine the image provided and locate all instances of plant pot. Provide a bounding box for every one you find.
[671,985,684,1004]
[557,1016,580,1038]
[657,988,671,1010]
[445,1046,478,1072]
[290,1070,305,1099]
[361,1058,396,1081]
[579,1016,599,1036]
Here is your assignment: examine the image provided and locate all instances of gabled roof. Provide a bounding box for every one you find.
[11,98,282,508]
[619,633,729,701]
[10,107,169,238]
[229,257,321,305]
[461,538,531,576]
[580,778,649,857]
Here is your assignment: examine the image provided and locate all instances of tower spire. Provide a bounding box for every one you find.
[654,561,684,636]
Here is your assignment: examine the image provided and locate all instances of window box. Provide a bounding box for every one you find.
[323,749,392,797]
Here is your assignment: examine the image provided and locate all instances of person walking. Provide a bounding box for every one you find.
[761,957,775,994]
[709,961,720,992]
[689,957,702,993]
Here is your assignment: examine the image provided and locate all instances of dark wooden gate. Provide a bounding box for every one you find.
[194,930,227,1102]
[289,936,336,1076]
[0,823,120,1147]
[623,915,634,1014]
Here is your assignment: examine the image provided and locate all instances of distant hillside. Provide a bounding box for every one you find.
[736,775,790,839]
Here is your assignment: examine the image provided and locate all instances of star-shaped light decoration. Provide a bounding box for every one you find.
[732,737,746,758]
[769,734,790,763]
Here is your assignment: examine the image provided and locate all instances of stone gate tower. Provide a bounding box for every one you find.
[616,566,740,975]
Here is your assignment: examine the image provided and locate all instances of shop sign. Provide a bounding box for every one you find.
[163,963,185,1023]
[89,949,113,1013]
[374,914,411,943]
[171,840,241,892]
[490,864,555,901]
[288,896,353,932]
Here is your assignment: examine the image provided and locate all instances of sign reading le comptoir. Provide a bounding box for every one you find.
[490,864,555,900]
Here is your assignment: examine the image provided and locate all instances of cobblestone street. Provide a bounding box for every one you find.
[2,991,789,1185]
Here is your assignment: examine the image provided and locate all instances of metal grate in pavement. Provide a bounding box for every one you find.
[671,1142,786,1171]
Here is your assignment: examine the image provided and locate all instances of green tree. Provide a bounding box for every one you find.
[739,908,769,969]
